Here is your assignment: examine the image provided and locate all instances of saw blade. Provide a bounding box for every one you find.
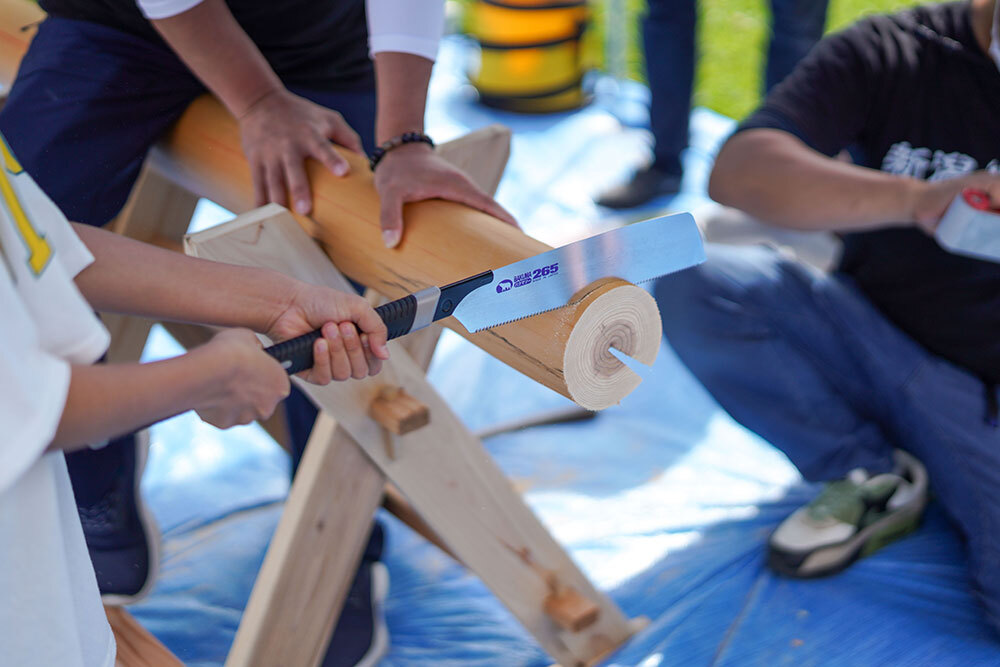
[452,212,705,333]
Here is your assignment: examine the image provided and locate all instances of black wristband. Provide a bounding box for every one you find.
[369,131,434,171]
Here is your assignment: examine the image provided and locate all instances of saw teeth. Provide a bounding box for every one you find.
[466,303,569,333]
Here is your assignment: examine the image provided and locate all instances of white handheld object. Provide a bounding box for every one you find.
[935,189,1000,262]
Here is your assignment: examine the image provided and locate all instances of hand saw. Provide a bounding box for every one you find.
[265,212,705,374]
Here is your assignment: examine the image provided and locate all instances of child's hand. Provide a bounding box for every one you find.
[265,282,390,384]
[194,328,290,428]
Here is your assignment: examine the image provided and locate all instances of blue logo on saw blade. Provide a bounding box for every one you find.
[507,262,559,291]
[496,263,559,295]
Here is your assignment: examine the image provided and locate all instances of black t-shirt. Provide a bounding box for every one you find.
[740,1,1000,383]
[38,0,374,91]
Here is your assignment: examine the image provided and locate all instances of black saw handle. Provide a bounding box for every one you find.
[264,270,492,375]
[265,295,417,375]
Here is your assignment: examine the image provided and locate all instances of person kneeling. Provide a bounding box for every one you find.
[656,0,1000,631]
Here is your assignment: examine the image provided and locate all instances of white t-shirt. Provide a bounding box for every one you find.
[0,135,115,667]
[135,0,445,62]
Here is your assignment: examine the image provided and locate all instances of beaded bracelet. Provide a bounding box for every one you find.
[368,131,435,171]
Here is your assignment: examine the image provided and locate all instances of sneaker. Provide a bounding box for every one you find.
[69,430,160,605]
[595,164,682,209]
[323,561,390,667]
[768,449,929,578]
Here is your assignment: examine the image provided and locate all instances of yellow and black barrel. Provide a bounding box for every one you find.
[468,0,589,113]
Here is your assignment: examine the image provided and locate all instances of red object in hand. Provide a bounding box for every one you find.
[962,188,1000,213]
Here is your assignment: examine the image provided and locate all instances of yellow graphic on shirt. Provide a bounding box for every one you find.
[0,135,52,276]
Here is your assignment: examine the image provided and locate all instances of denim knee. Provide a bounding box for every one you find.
[656,244,780,339]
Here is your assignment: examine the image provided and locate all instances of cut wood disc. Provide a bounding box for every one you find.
[560,279,662,410]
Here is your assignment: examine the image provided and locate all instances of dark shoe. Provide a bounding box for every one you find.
[595,165,682,209]
[323,561,390,667]
[68,430,159,604]
[768,449,928,578]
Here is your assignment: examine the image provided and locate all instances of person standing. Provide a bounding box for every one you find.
[597,0,829,208]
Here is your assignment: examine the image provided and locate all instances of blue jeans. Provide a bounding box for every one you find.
[0,17,382,560]
[644,0,828,176]
[655,245,1000,630]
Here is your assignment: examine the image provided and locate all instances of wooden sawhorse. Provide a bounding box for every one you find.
[101,127,642,666]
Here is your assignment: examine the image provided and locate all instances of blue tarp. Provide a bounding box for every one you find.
[129,37,1000,666]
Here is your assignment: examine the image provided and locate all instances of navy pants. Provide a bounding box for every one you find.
[644,0,829,176]
[656,245,1000,631]
[0,17,382,559]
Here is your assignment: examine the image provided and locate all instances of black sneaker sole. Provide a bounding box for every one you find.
[767,501,926,579]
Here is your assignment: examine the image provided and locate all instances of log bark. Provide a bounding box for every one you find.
[0,5,661,409]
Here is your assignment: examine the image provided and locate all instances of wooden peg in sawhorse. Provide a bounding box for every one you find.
[369,386,430,459]
[544,587,601,633]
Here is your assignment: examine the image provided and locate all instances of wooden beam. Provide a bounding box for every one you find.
[224,412,386,667]
[435,123,510,198]
[186,207,638,666]
[105,606,182,667]
[382,483,459,562]
[101,163,200,364]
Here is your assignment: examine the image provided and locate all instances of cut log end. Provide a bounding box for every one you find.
[561,280,662,411]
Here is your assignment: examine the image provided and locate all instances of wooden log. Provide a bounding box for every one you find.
[158,97,660,409]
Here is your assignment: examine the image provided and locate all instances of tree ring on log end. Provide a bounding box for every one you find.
[562,281,662,410]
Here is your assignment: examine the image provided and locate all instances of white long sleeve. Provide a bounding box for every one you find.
[135,0,203,19]
[134,0,444,62]
[367,0,444,61]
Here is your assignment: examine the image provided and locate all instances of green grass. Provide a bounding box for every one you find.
[579,0,922,120]
[695,0,922,119]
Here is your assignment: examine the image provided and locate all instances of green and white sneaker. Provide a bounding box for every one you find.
[768,449,929,578]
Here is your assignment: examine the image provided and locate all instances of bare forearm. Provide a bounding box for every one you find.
[709,129,918,231]
[51,350,221,451]
[72,223,295,333]
[150,0,282,117]
[373,52,433,143]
